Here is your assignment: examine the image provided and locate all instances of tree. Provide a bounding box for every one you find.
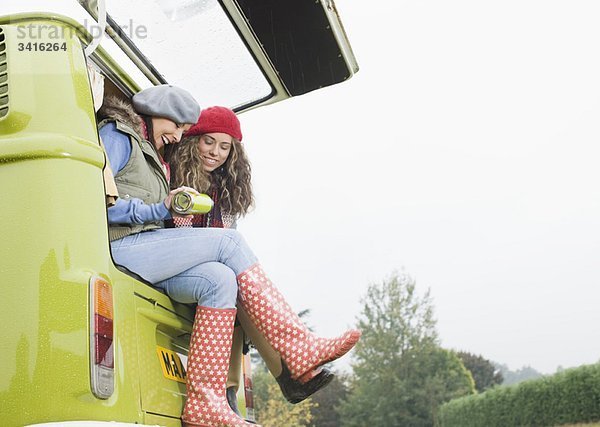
[493,363,543,386]
[252,363,315,427]
[457,351,503,392]
[338,272,475,427]
[402,346,476,426]
[309,370,350,427]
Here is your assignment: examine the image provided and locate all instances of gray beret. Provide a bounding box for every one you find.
[133,84,200,124]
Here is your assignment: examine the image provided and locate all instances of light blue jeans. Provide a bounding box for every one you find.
[110,227,258,309]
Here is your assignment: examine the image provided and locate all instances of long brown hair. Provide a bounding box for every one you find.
[167,135,254,218]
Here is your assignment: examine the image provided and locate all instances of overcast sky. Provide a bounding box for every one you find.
[237,0,600,374]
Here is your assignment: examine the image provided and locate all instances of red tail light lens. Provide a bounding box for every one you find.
[90,275,114,399]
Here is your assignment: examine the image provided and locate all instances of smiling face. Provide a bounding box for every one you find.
[151,117,192,151]
[197,132,233,172]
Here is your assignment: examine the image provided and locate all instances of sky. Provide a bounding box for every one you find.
[236,0,600,374]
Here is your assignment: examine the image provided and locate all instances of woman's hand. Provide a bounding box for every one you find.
[164,186,200,217]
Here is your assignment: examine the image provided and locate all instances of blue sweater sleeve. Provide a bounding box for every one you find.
[100,122,172,224]
[108,198,171,224]
[99,122,132,174]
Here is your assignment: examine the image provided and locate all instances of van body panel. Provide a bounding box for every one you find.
[0,17,142,425]
[132,281,193,418]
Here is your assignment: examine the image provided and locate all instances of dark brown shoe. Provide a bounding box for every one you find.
[276,364,334,404]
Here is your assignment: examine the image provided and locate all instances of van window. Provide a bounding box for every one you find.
[7,0,273,109]
[100,0,273,109]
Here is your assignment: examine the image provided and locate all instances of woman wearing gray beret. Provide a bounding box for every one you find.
[98,84,360,427]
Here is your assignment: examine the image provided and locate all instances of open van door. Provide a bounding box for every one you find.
[77,0,358,109]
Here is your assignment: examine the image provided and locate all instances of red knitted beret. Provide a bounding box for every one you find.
[185,106,243,141]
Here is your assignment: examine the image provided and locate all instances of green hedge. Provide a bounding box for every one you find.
[439,363,600,427]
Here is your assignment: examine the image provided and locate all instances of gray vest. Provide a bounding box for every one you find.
[99,119,170,241]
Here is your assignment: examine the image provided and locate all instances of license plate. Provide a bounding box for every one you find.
[156,346,187,383]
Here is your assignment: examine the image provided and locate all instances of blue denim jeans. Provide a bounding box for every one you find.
[110,227,258,309]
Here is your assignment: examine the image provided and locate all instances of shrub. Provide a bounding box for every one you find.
[439,363,600,427]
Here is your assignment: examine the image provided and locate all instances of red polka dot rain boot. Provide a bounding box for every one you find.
[182,306,259,427]
[237,263,361,382]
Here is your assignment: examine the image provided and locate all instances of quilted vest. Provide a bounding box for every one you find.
[99,119,170,241]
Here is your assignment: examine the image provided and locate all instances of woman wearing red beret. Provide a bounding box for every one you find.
[166,107,335,414]
[168,106,252,229]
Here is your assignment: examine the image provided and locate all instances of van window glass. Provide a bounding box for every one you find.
[3,0,273,108]
[106,0,273,109]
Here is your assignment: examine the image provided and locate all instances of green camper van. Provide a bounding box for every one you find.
[0,1,357,425]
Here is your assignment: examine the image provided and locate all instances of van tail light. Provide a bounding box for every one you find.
[90,275,114,399]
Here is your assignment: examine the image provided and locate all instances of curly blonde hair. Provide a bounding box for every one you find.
[167,135,254,218]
